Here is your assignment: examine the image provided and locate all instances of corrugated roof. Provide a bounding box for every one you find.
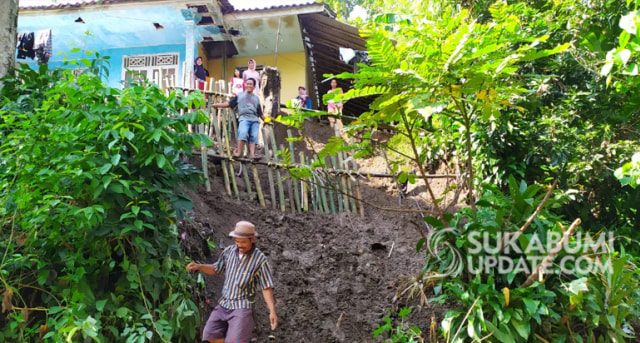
[19,0,142,10]
[299,12,371,118]
[229,1,317,12]
[20,0,317,12]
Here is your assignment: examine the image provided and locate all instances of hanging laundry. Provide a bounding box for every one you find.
[34,29,52,64]
[16,32,35,60]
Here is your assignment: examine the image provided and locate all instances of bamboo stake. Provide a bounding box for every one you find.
[229,108,238,152]
[306,156,317,212]
[287,130,301,213]
[242,162,253,197]
[331,155,343,212]
[262,128,277,209]
[352,159,365,217]
[201,145,211,192]
[300,152,308,212]
[210,109,231,195]
[325,156,336,213]
[222,111,239,199]
[253,165,265,207]
[280,143,296,213]
[316,155,329,213]
[270,133,286,212]
[337,153,349,212]
[345,154,358,214]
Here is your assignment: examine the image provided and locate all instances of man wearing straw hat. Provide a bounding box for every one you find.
[186,221,277,343]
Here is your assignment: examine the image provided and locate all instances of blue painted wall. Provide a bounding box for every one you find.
[17,5,192,88]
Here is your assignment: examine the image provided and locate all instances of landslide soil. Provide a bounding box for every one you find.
[181,119,452,342]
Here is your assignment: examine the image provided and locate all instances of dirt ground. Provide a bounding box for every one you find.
[181,118,453,342]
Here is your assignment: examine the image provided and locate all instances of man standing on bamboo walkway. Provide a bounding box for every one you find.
[186,221,278,343]
[212,78,270,160]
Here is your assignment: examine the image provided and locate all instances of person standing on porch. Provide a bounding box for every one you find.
[194,56,209,91]
[242,59,261,94]
[326,78,343,132]
[230,68,244,96]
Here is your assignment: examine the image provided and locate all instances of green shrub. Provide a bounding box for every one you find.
[0,57,210,341]
[421,177,640,342]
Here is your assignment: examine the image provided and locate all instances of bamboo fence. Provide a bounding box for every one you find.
[176,81,458,218]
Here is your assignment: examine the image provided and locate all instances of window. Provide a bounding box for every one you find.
[121,53,180,90]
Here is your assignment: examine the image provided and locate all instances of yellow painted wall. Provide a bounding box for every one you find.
[198,50,309,108]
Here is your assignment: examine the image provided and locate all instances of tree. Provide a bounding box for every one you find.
[0,0,18,89]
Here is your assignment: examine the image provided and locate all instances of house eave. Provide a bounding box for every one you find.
[223,3,329,20]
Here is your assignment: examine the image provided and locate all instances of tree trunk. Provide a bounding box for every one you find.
[0,0,18,89]
[258,66,281,147]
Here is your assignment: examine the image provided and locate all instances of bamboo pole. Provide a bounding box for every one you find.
[201,145,211,192]
[253,165,266,207]
[308,157,317,212]
[319,172,329,213]
[300,151,308,212]
[287,130,301,213]
[229,108,238,152]
[314,155,329,213]
[210,109,231,195]
[331,155,343,212]
[270,133,286,212]
[242,162,253,197]
[336,153,349,213]
[262,128,277,209]
[325,156,336,213]
[352,159,365,217]
[343,152,358,214]
[282,144,295,214]
[221,110,239,199]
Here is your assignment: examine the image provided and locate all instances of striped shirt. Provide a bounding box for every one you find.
[214,244,274,309]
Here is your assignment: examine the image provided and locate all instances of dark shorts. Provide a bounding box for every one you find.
[202,305,254,343]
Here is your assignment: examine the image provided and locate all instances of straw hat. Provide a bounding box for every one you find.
[229,221,258,238]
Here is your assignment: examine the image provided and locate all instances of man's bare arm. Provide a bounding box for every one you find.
[262,287,278,330]
[212,102,230,109]
[186,262,216,276]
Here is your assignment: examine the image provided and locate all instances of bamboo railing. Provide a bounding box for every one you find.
[175,79,458,218]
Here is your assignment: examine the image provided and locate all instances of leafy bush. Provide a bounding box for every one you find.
[0,57,210,341]
[422,177,640,342]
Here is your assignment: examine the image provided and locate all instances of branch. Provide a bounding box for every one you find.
[501,179,558,251]
[519,218,581,288]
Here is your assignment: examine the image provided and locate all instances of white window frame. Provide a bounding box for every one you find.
[121,52,180,90]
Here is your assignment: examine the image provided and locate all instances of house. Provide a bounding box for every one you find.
[17,0,369,116]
